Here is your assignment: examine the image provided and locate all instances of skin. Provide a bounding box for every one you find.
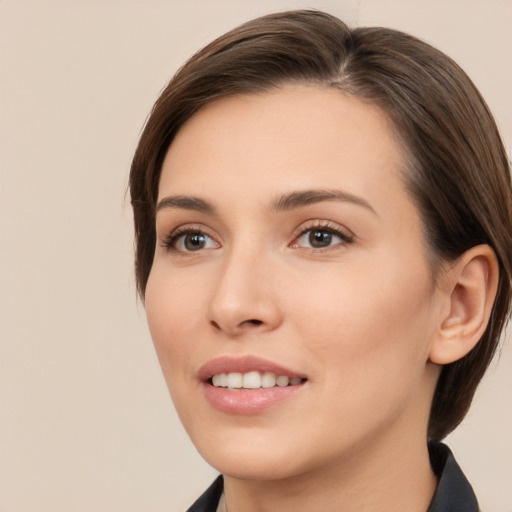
[145,86,457,511]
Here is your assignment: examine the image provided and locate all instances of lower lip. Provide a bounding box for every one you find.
[202,382,304,414]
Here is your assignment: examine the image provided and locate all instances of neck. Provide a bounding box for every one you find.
[223,430,437,512]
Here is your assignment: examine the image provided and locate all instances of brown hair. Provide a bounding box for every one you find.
[129,10,512,440]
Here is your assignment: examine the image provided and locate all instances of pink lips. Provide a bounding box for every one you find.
[199,355,307,415]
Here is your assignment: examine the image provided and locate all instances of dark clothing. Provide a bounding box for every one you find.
[187,442,479,512]
[427,442,479,511]
[187,475,223,512]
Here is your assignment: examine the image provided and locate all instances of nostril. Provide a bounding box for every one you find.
[210,320,221,330]
[209,318,264,333]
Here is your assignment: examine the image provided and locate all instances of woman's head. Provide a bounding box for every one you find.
[130,10,512,441]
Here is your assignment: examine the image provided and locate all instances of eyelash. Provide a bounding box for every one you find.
[291,221,354,250]
[159,221,354,253]
[160,225,217,252]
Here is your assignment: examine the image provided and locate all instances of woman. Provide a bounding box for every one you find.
[129,10,511,511]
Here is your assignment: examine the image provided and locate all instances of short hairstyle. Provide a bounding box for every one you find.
[129,10,512,440]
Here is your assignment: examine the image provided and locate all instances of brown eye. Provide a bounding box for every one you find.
[293,225,353,250]
[183,232,208,251]
[309,229,333,248]
[166,230,219,252]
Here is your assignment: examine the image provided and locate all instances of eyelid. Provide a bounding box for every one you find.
[289,220,354,248]
[156,219,353,252]
[158,223,220,252]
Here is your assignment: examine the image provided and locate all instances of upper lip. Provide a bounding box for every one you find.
[198,355,306,382]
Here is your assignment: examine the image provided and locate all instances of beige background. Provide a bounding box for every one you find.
[1,0,511,510]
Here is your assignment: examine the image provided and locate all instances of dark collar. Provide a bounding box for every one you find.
[427,441,479,511]
[187,442,479,512]
[187,474,223,512]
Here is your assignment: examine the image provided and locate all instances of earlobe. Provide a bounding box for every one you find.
[429,245,499,365]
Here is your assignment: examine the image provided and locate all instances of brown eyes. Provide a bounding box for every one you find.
[293,228,352,249]
[162,224,353,253]
[309,230,334,248]
[163,230,219,252]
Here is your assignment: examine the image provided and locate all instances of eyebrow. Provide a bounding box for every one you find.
[271,189,377,215]
[155,188,376,216]
[155,195,216,214]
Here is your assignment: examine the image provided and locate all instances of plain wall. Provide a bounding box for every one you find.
[0,0,510,510]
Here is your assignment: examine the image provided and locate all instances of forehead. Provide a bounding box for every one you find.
[159,85,408,207]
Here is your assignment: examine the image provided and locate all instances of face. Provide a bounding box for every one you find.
[145,86,444,481]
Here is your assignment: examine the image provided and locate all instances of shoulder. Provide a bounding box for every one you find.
[186,475,224,512]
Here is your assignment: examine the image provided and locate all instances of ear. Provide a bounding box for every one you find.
[429,244,499,365]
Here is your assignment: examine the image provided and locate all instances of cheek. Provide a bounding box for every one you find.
[291,257,436,386]
[289,267,437,446]
[144,268,205,377]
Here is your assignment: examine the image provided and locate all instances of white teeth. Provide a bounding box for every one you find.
[211,371,304,389]
[261,372,277,388]
[242,371,262,389]
[212,373,228,387]
[227,372,243,389]
[276,375,290,387]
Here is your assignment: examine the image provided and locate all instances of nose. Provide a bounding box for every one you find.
[207,245,283,337]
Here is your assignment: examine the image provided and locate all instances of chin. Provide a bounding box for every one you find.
[208,453,304,482]
[189,428,309,481]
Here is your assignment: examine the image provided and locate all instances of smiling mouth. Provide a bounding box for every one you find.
[210,371,307,390]
[201,358,308,413]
